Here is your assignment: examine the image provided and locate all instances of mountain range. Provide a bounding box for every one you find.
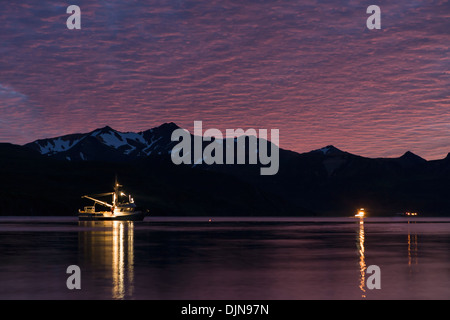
[1,122,449,217]
[24,122,180,162]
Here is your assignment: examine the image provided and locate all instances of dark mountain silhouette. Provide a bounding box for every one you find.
[1,123,449,217]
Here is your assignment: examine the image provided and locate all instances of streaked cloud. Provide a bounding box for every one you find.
[0,0,448,159]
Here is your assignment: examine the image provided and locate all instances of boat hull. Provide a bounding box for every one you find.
[78,211,146,221]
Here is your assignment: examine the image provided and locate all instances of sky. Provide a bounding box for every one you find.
[0,0,449,159]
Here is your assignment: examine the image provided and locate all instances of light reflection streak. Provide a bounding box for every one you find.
[355,217,420,297]
[79,221,135,299]
[407,220,418,268]
[357,218,366,298]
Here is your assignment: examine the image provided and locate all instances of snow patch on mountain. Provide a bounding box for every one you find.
[143,136,162,155]
[39,137,83,155]
[98,131,145,148]
[313,145,344,156]
[319,146,332,155]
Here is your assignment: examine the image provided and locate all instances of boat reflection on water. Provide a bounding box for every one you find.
[407,220,418,268]
[78,221,135,299]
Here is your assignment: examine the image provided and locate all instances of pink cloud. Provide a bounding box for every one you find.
[0,0,448,159]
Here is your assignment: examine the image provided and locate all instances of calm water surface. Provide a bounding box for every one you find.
[0,216,449,300]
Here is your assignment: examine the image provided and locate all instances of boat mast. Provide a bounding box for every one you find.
[113,175,122,207]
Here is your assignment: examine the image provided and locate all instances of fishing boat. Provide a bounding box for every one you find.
[355,208,365,218]
[78,177,146,221]
[395,211,419,217]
